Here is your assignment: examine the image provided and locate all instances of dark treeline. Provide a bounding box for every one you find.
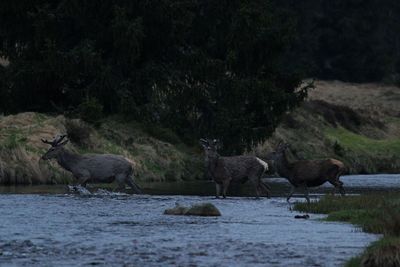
[285,0,400,83]
[0,1,399,152]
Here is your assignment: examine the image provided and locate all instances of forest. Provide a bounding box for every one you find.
[1,0,400,152]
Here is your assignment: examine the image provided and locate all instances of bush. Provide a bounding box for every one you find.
[77,97,103,125]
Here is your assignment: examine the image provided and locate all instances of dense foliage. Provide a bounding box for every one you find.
[2,1,398,152]
[0,0,309,152]
[284,0,400,83]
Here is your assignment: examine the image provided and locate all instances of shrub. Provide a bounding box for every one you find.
[77,97,103,124]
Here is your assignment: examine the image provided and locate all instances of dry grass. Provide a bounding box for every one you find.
[0,113,72,184]
[0,113,202,185]
[255,80,400,174]
[309,80,400,117]
[361,237,400,267]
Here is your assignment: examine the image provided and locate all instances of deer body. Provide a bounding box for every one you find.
[273,143,345,203]
[41,135,141,193]
[201,139,270,198]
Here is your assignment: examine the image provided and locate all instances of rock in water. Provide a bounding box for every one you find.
[164,204,189,215]
[186,203,221,216]
[164,203,221,216]
[294,214,310,219]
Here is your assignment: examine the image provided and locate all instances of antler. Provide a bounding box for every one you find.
[199,138,209,144]
[41,134,68,147]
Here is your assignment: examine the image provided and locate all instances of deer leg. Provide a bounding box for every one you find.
[249,176,261,199]
[76,172,90,187]
[113,174,127,192]
[215,183,221,199]
[287,185,296,203]
[125,176,142,194]
[222,180,230,199]
[303,185,310,204]
[260,181,271,198]
[114,180,125,192]
[328,179,345,196]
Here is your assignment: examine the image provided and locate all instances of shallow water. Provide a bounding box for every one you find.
[1,174,399,266]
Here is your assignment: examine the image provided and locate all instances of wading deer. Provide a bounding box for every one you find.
[272,142,345,203]
[41,135,142,193]
[200,138,271,199]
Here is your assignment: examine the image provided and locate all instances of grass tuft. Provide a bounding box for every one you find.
[294,193,400,266]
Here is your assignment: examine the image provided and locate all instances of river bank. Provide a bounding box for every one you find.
[0,113,203,185]
[294,192,400,266]
[1,81,399,185]
[256,80,400,174]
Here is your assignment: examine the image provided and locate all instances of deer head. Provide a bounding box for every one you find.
[275,141,290,154]
[199,138,220,160]
[41,134,69,160]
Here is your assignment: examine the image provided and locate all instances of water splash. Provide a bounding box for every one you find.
[67,185,91,195]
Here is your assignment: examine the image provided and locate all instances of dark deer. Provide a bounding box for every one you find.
[41,134,142,193]
[200,139,271,199]
[272,142,345,203]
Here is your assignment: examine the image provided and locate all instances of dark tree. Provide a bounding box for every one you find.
[0,0,310,152]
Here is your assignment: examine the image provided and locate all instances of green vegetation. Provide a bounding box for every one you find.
[325,127,400,173]
[0,112,203,185]
[295,194,400,266]
[256,85,400,174]
[326,127,400,156]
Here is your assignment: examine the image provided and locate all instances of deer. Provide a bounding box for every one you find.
[199,138,271,199]
[271,142,346,203]
[40,134,142,193]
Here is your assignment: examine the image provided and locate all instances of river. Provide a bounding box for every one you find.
[0,174,399,266]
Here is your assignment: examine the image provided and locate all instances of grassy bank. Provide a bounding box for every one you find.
[256,80,400,174]
[295,194,400,266]
[0,113,203,185]
[1,80,400,184]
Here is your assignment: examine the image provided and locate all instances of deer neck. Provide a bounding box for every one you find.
[275,150,293,179]
[56,148,82,172]
[206,154,220,176]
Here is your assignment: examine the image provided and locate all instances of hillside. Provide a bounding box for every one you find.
[0,81,399,185]
[256,80,400,174]
[0,113,203,185]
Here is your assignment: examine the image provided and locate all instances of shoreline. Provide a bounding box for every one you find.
[294,193,400,266]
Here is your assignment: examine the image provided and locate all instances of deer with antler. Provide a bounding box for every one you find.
[271,142,346,203]
[200,138,271,199]
[41,134,142,193]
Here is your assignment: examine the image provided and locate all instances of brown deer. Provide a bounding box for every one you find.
[200,138,271,199]
[41,134,142,193]
[272,142,345,203]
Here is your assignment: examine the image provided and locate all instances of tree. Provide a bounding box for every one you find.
[0,0,309,153]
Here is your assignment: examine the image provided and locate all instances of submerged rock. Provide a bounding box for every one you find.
[164,202,221,216]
